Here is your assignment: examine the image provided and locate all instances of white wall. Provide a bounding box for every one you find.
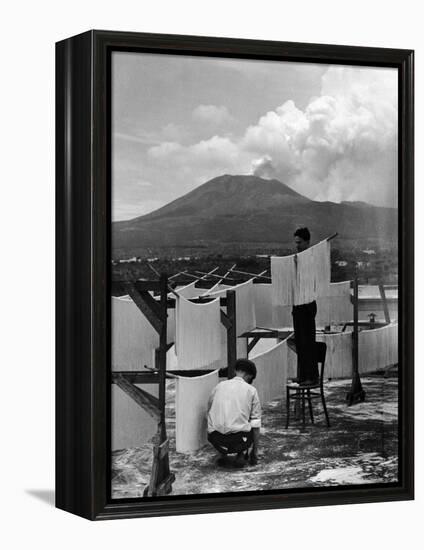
[1,0,422,548]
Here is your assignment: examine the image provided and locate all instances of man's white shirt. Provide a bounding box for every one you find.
[207,376,262,434]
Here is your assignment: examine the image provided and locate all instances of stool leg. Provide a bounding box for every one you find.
[285,387,290,429]
[321,387,330,427]
[301,390,306,430]
[307,389,314,423]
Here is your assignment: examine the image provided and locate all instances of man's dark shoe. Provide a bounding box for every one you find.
[249,453,258,466]
[216,456,230,467]
[234,452,247,468]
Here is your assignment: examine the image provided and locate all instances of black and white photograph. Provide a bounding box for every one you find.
[110,51,400,499]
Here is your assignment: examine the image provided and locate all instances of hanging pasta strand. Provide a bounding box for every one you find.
[271,239,331,307]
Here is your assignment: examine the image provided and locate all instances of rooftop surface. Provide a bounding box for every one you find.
[111,375,398,499]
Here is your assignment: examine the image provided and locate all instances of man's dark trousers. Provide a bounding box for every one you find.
[292,300,319,382]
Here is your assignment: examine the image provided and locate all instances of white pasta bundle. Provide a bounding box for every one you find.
[175,296,224,371]
[271,239,331,307]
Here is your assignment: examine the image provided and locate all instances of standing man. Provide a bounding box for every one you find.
[292,227,319,385]
[207,359,261,467]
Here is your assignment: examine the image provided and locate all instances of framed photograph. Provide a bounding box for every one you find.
[56,30,414,520]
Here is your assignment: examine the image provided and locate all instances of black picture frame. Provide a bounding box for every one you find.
[56,29,414,520]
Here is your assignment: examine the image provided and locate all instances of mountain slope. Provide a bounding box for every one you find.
[112,174,397,254]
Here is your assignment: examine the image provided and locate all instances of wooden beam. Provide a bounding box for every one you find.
[169,369,217,377]
[124,282,164,335]
[247,335,261,354]
[114,374,160,420]
[226,289,237,379]
[145,365,179,380]
[346,277,365,405]
[112,371,159,384]
[194,270,238,281]
[241,329,293,339]
[176,267,220,283]
[220,310,232,330]
[147,262,160,277]
[229,268,271,280]
[158,274,168,443]
[155,472,176,496]
[133,280,162,292]
[327,232,338,241]
[147,436,175,497]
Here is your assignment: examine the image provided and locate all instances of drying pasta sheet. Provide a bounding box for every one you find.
[287,344,298,379]
[173,281,205,299]
[208,279,257,335]
[250,338,289,405]
[316,280,352,326]
[358,322,398,373]
[111,383,158,451]
[271,239,331,308]
[253,283,273,327]
[272,304,294,330]
[237,336,248,358]
[175,296,223,371]
[175,370,219,452]
[316,330,353,378]
[166,307,176,344]
[111,296,159,371]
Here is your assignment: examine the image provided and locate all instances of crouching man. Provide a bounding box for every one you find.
[207,359,261,467]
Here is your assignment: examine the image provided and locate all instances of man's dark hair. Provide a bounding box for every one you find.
[234,358,257,380]
[294,227,311,241]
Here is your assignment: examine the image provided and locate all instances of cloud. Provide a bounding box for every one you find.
[245,66,398,207]
[130,65,397,213]
[192,104,233,126]
[114,131,161,146]
[148,135,249,173]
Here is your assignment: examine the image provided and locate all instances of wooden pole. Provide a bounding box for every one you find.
[226,289,237,378]
[327,232,338,242]
[147,262,160,277]
[346,277,365,405]
[158,273,168,442]
[146,273,175,497]
[229,268,271,280]
[194,270,238,281]
[180,267,219,281]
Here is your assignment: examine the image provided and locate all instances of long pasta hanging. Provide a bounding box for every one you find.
[316,280,353,326]
[358,322,398,373]
[207,279,257,335]
[316,330,354,378]
[175,370,220,452]
[112,384,158,451]
[250,338,290,405]
[253,283,273,327]
[175,295,224,371]
[271,239,331,307]
[111,296,159,371]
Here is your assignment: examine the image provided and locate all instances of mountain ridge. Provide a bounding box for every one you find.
[112,174,397,255]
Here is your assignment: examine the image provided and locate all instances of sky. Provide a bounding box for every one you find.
[112,52,398,221]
